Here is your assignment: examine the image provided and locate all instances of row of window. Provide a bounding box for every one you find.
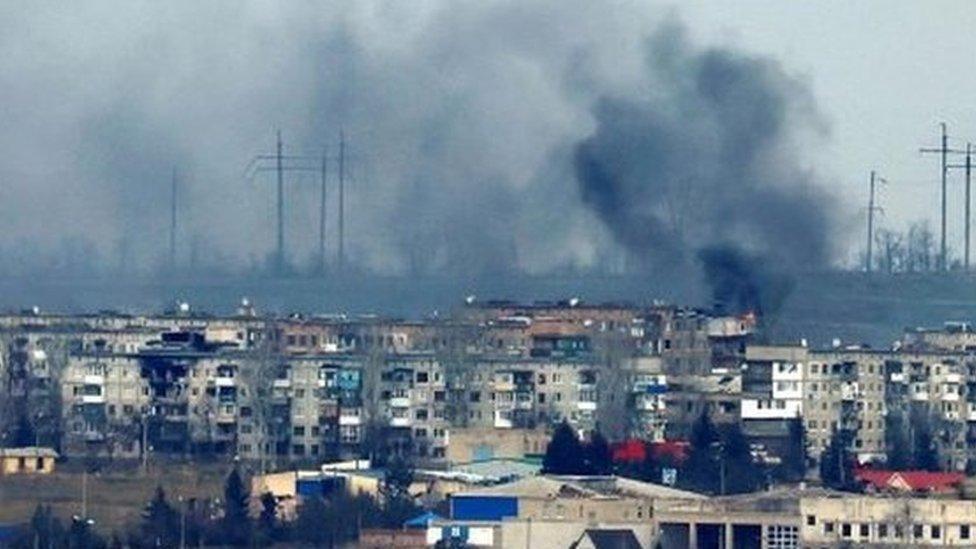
[815,517,969,541]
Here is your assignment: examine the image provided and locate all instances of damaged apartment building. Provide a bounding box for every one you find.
[0,300,777,468]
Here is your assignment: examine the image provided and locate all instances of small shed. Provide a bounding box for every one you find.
[0,447,58,475]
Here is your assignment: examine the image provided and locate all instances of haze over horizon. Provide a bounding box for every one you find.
[2,1,976,311]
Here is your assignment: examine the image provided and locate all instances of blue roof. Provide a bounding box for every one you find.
[404,511,443,528]
[0,524,21,542]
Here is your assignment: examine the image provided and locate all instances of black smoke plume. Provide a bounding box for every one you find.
[574,22,837,314]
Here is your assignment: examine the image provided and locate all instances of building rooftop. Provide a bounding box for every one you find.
[0,446,58,458]
[457,475,703,500]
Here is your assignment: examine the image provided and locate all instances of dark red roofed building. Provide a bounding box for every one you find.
[611,439,688,465]
[854,468,965,494]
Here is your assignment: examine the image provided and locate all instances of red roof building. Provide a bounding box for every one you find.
[854,468,965,493]
[611,440,689,465]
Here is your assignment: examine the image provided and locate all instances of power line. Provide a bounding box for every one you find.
[920,122,966,271]
[948,142,974,271]
[170,167,178,271]
[338,129,346,272]
[865,170,887,273]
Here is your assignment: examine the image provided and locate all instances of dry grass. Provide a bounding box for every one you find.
[0,460,233,535]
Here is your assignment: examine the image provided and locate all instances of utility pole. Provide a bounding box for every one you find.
[949,143,974,271]
[338,129,346,272]
[276,130,285,274]
[170,167,178,271]
[920,123,965,271]
[865,170,887,273]
[319,147,328,274]
[245,133,338,276]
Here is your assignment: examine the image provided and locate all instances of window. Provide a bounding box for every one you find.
[962,525,971,540]
[293,426,305,437]
[765,525,798,549]
[931,525,941,539]
[416,372,429,383]
[806,515,816,526]
[469,391,481,403]
[824,522,834,534]
[859,524,869,537]
[913,525,923,539]
[878,524,888,538]
[842,523,851,538]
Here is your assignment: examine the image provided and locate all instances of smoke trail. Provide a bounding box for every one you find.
[574,22,837,313]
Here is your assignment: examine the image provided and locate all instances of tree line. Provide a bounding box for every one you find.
[542,414,808,495]
[8,458,422,549]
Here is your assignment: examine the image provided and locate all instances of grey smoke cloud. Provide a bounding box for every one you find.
[574,22,838,312]
[0,1,841,302]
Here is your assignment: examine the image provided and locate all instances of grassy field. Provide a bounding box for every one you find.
[0,460,234,535]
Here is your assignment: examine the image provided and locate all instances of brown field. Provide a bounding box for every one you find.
[0,459,236,535]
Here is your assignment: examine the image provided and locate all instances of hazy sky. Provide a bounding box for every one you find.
[1,1,974,275]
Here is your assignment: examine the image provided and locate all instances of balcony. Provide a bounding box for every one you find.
[943,391,961,402]
[81,394,105,404]
[493,379,515,392]
[339,414,361,426]
[389,416,411,428]
[577,401,597,412]
[83,374,105,385]
[215,377,235,388]
[840,382,861,401]
[636,394,664,411]
[494,411,513,429]
[389,396,411,408]
[946,373,963,384]
[272,379,291,389]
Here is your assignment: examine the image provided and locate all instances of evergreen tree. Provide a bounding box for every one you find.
[222,466,252,546]
[681,409,720,492]
[256,492,279,544]
[542,421,586,474]
[721,425,763,494]
[20,504,65,549]
[10,412,35,448]
[585,430,613,475]
[914,426,941,472]
[884,410,913,470]
[380,456,420,528]
[782,415,808,481]
[820,429,856,490]
[293,495,330,546]
[136,485,179,548]
[69,516,107,549]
